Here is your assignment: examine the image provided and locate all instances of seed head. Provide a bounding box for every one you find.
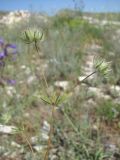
[21,28,44,44]
[94,58,111,78]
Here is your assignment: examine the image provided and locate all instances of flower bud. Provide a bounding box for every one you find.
[94,58,111,78]
[21,28,44,44]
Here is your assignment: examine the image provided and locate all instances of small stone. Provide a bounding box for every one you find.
[0,124,17,134]
[42,120,50,133]
[30,136,38,145]
[50,155,58,160]
[20,65,26,69]
[5,86,16,97]
[78,76,86,82]
[87,87,101,97]
[27,75,36,84]
[87,98,96,106]
[40,121,50,141]
[90,44,102,51]
[11,141,21,148]
[104,144,119,153]
[54,81,69,91]
[24,112,30,118]
[51,148,58,154]
[41,132,49,140]
[87,87,111,100]
[110,85,120,97]
[33,145,45,152]
[25,67,31,75]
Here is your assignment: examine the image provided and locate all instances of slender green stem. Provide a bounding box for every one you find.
[44,105,55,160]
[63,111,78,133]
[63,109,92,144]
[34,41,54,159]
[34,42,49,90]
[34,41,40,55]
[25,137,34,154]
[22,133,34,155]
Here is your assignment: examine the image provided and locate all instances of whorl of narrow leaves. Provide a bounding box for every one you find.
[21,28,44,44]
[40,93,68,106]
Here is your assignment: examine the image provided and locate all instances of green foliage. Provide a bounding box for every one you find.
[42,27,83,80]
[52,13,103,41]
[41,92,68,106]
[96,100,120,121]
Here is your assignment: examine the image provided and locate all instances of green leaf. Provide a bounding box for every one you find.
[40,95,52,105]
[56,93,68,105]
